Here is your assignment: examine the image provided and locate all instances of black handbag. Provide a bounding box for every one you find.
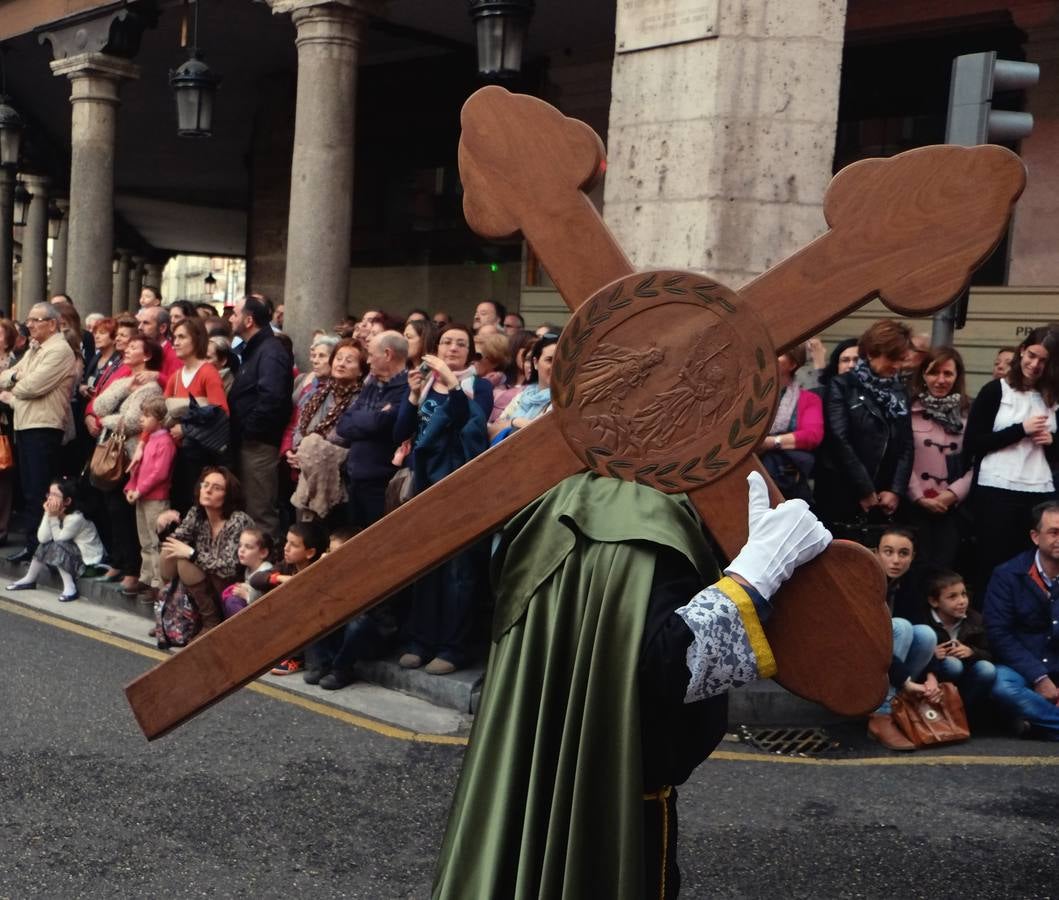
[180,394,230,457]
[829,509,893,548]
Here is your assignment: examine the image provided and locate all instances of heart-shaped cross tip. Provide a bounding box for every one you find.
[821,144,1026,317]
[458,85,607,240]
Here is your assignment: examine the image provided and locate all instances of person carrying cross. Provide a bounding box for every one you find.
[432,470,832,899]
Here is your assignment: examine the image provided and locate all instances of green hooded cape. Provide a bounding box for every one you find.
[433,473,718,899]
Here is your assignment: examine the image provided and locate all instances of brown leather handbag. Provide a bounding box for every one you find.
[0,434,12,471]
[891,681,970,747]
[88,426,127,491]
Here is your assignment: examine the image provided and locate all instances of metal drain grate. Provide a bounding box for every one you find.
[736,725,839,757]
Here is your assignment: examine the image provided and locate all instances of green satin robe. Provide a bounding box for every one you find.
[433,473,718,899]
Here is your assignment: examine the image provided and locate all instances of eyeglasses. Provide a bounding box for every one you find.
[439,338,469,348]
[199,481,227,494]
[25,317,51,324]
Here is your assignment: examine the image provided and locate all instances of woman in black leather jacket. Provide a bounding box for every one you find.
[814,320,915,528]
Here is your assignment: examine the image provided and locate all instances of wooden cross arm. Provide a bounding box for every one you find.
[125,420,583,740]
[743,144,1026,352]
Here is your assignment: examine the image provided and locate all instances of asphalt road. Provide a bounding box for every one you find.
[3,602,1059,899]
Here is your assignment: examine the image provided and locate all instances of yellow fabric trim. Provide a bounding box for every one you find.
[716,576,777,680]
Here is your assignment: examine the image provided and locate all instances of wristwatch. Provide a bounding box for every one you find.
[187,547,196,562]
[772,436,782,449]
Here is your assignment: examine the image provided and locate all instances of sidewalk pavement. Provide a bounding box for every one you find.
[0,546,844,735]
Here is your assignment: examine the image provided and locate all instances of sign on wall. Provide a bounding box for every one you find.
[616,0,720,54]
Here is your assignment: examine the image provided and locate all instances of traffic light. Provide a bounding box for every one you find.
[933,51,1039,346]
[946,51,1039,145]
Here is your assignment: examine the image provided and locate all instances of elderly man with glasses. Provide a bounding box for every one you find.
[0,303,78,561]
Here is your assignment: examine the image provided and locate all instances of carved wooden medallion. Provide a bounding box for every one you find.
[552,270,778,492]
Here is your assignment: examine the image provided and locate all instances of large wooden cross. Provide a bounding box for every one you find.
[125,87,1025,739]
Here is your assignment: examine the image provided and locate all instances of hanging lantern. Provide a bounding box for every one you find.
[47,201,63,239]
[204,271,217,293]
[468,0,534,79]
[12,180,30,227]
[170,51,221,138]
[0,95,23,168]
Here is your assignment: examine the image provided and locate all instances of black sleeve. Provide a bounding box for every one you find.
[825,378,875,500]
[889,410,915,497]
[963,379,1025,468]
[639,548,729,792]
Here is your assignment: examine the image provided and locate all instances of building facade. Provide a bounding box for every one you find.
[0,0,1054,372]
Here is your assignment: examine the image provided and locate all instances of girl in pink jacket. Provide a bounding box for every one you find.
[125,396,177,597]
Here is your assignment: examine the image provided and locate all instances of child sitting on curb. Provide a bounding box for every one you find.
[303,527,400,691]
[867,526,941,751]
[250,521,328,676]
[7,478,105,602]
[924,569,996,709]
[221,528,274,619]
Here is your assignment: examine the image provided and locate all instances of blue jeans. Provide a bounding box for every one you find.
[307,614,390,676]
[877,619,936,714]
[934,656,997,707]
[991,665,1059,739]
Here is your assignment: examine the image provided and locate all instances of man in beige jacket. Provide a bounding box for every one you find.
[0,302,77,560]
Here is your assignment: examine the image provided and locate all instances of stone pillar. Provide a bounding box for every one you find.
[128,254,145,311]
[1008,23,1059,285]
[143,261,164,291]
[18,175,50,311]
[50,53,140,316]
[49,198,70,296]
[603,2,847,298]
[269,0,381,363]
[113,249,131,316]
[0,168,13,317]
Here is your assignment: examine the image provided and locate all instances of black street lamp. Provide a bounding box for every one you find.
[169,1,221,138]
[468,0,534,79]
[204,271,217,293]
[47,201,63,239]
[12,180,30,227]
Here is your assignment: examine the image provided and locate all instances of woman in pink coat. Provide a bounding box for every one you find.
[905,347,973,569]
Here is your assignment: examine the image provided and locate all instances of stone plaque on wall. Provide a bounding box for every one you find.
[615,0,719,54]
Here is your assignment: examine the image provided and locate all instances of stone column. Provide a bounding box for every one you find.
[603,2,847,310]
[113,249,131,316]
[49,198,70,296]
[1008,22,1059,285]
[128,254,145,311]
[143,261,164,291]
[50,53,140,316]
[0,168,13,316]
[269,0,382,363]
[18,175,51,311]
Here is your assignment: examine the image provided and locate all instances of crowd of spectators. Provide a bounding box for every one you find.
[2,291,1058,749]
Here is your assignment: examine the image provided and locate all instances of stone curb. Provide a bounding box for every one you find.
[0,551,843,727]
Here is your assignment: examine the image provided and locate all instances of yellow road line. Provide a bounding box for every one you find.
[0,597,469,747]
[8,598,1059,765]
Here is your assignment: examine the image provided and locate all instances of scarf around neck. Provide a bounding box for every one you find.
[852,359,908,420]
[916,392,964,435]
[770,381,801,436]
[298,376,360,438]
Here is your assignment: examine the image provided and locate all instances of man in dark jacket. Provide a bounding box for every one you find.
[335,330,410,529]
[227,295,293,537]
[985,500,1059,740]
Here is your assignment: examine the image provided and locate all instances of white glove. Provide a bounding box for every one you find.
[724,471,832,601]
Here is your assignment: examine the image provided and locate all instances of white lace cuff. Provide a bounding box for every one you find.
[675,576,777,704]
